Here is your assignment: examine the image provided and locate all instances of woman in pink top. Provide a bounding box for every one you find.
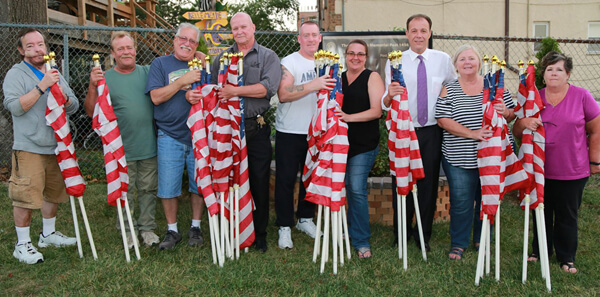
[514,51,600,274]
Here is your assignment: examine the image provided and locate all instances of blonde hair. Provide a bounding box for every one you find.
[110,31,136,50]
[452,44,482,73]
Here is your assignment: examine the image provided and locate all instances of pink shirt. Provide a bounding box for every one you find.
[540,84,600,180]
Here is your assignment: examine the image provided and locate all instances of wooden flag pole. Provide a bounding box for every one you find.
[332,210,338,275]
[235,185,240,260]
[475,214,488,285]
[77,197,97,259]
[412,187,427,262]
[70,196,83,258]
[522,195,530,283]
[337,209,344,266]
[486,219,491,275]
[402,194,407,271]
[313,205,323,263]
[341,205,351,259]
[116,198,131,262]
[397,193,402,259]
[229,187,235,259]
[123,195,140,260]
[208,213,217,265]
[495,203,501,281]
[320,206,330,274]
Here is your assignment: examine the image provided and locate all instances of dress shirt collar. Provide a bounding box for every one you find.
[406,48,431,62]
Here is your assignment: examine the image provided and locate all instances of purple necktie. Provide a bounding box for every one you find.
[417,55,428,126]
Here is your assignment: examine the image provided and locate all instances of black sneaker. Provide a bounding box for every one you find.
[188,227,204,246]
[158,230,182,250]
[253,238,267,253]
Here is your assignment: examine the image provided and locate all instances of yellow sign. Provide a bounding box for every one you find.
[182,11,228,20]
[208,47,228,56]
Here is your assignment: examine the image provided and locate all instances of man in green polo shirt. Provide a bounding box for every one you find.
[84,31,159,247]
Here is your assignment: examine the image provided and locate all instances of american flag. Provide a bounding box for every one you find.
[44,60,86,198]
[187,55,255,248]
[92,71,129,207]
[514,62,545,210]
[386,52,425,195]
[303,59,349,211]
[477,60,528,221]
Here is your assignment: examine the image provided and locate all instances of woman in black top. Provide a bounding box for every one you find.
[335,39,384,258]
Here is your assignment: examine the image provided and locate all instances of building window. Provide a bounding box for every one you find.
[533,22,549,52]
[588,22,600,54]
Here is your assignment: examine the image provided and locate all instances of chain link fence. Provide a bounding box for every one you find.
[1,24,599,181]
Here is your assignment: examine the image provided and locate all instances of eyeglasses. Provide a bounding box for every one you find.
[177,35,198,45]
[346,51,367,58]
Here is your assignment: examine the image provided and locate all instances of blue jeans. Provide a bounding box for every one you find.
[442,156,482,249]
[346,147,378,250]
[156,129,198,198]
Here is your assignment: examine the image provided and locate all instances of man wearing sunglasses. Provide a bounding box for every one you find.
[382,14,456,251]
[145,23,207,250]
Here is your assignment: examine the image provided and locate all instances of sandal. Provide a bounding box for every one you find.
[357,247,372,259]
[448,247,464,260]
[527,253,539,262]
[560,262,578,274]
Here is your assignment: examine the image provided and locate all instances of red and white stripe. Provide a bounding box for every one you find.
[92,78,128,206]
[514,64,545,210]
[187,56,255,248]
[386,86,425,195]
[45,81,86,197]
[303,90,349,211]
[477,84,528,222]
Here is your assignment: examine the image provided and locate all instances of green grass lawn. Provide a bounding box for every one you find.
[1,178,599,296]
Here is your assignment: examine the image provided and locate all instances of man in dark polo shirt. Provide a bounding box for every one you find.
[211,12,281,253]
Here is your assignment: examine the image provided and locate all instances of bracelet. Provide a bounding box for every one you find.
[35,85,45,95]
[590,161,600,166]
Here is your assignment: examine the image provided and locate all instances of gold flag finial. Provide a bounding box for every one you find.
[92,54,100,62]
[528,60,535,65]
[483,55,489,62]
[44,55,50,63]
[501,60,506,68]
[517,60,524,68]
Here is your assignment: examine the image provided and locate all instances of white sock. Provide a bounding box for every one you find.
[191,220,201,228]
[16,226,31,245]
[42,217,56,237]
[167,223,178,233]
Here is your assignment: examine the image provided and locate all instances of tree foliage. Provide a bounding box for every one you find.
[228,0,299,31]
[534,37,562,89]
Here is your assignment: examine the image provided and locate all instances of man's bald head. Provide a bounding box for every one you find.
[230,12,256,48]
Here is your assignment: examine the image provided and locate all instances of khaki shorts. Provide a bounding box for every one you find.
[8,150,68,209]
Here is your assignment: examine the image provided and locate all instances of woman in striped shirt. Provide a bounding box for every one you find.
[435,45,515,260]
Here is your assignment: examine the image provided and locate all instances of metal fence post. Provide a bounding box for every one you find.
[63,33,69,82]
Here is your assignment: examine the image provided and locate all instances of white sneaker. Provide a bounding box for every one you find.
[296,218,317,238]
[141,231,160,246]
[278,227,293,249]
[38,231,77,248]
[13,242,44,264]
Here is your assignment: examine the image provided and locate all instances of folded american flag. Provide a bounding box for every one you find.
[44,55,86,198]
[477,57,528,222]
[303,52,349,211]
[515,61,545,210]
[386,51,424,195]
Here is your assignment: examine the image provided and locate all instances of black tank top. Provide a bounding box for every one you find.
[341,69,380,158]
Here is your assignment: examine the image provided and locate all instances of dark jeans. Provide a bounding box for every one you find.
[441,157,482,249]
[274,131,315,227]
[532,177,588,263]
[246,119,272,241]
[392,125,442,244]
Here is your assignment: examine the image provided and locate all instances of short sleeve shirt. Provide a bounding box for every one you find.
[145,54,193,145]
[540,85,600,180]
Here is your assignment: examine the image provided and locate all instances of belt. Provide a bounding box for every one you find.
[414,124,437,131]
